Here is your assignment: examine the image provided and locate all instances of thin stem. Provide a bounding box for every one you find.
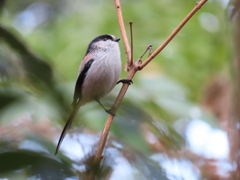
[138,0,208,70]
[115,0,132,70]
[94,66,137,159]
[129,21,133,64]
[137,45,152,64]
[148,45,153,56]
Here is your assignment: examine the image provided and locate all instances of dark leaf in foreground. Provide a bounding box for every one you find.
[0,150,74,180]
[0,25,53,86]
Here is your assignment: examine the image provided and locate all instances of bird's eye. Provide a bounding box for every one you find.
[103,37,108,41]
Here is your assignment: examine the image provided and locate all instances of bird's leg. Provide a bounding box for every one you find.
[96,99,116,116]
[117,79,133,85]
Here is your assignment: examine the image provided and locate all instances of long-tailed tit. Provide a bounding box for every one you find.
[55,34,131,155]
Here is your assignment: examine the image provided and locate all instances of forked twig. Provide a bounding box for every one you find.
[137,45,153,65]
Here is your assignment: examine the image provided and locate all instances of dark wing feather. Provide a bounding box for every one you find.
[72,58,94,107]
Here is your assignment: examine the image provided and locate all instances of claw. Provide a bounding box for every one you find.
[117,79,133,85]
[105,109,116,116]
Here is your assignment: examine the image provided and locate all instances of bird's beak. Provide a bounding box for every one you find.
[115,38,121,42]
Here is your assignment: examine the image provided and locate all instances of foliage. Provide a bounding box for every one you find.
[0,0,231,179]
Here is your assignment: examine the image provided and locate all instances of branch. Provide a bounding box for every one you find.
[115,0,132,70]
[138,0,208,70]
[94,66,137,159]
[93,0,208,169]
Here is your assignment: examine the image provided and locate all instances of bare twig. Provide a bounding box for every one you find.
[94,66,137,160]
[138,0,208,70]
[137,45,153,64]
[129,21,133,64]
[93,1,134,160]
[115,0,132,70]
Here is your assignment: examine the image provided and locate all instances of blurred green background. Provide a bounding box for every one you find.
[0,0,233,179]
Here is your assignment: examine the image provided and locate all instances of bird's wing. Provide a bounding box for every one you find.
[72,57,95,107]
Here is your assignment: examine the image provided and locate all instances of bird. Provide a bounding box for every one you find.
[55,34,128,155]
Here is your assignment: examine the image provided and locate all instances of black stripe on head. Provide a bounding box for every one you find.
[72,58,94,107]
[85,34,114,55]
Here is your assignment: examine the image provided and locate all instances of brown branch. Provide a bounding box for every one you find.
[92,0,208,173]
[92,0,135,168]
[94,66,137,159]
[115,0,132,71]
[138,0,208,70]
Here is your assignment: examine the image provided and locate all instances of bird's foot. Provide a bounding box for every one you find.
[117,79,133,85]
[105,109,116,116]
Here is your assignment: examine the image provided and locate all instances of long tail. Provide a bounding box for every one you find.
[55,101,82,155]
